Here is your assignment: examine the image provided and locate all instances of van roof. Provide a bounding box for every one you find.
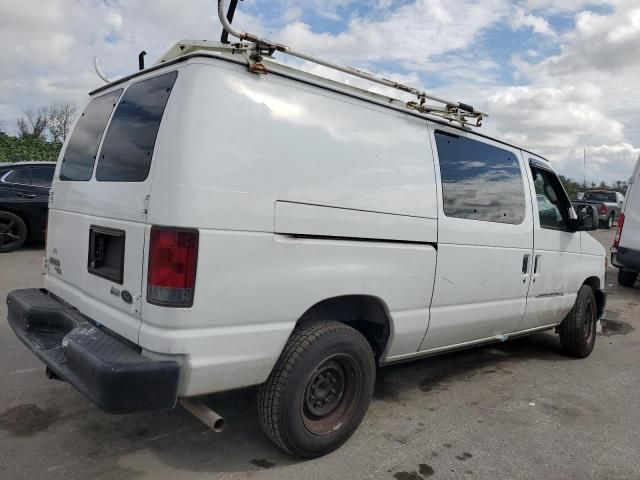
[89,45,550,165]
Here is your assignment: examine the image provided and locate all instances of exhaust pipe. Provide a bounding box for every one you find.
[180,399,226,433]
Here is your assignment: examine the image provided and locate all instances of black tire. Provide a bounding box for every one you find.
[0,211,27,253]
[257,320,375,458]
[558,285,597,358]
[618,269,638,288]
[605,213,614,229]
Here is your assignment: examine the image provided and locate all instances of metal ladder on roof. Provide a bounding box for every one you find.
[96,0,488,129]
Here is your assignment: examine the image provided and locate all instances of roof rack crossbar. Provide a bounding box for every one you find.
[216,0,487,127]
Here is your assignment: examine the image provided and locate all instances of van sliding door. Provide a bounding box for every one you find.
[419,125,534,352]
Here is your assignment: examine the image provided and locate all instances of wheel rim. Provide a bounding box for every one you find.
[609,216,613,228]
[584,301,596,344]
[301,354,362,436]
[0,215,21,250]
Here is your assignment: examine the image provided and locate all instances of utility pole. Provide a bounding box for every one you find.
[583,147,586,190]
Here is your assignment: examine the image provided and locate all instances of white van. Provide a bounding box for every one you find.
[7,14,607,458]
[612,154,640,287]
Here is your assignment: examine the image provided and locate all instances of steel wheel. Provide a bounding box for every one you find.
[301,355,362,435]
[584,300,596,345]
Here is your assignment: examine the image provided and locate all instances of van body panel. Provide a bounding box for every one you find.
[139,230,436,395]
[149,62,438,221]
[274,201,437,243]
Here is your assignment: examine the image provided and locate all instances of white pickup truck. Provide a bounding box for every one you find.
[6,3,607,459]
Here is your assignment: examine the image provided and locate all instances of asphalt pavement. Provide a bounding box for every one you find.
[0,229,638,480]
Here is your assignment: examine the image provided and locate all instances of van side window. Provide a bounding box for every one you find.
[59,89,123,181]
[434,131,526,224]
[530,164,571,231]
[96,71,178,182]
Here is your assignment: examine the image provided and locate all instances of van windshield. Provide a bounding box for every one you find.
[95,71,177,182]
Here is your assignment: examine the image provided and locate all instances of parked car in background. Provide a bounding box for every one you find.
[574,189,625,229]
[612,155,640,287]
[0,161,56,252]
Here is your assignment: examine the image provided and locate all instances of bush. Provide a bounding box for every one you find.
[0,136,62,162]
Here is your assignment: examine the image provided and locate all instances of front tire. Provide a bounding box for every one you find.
[558,285,597,358]
[257,320,375,458]
[618,269,638,288]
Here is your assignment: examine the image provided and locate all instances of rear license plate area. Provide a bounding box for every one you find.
[88,226,125,284]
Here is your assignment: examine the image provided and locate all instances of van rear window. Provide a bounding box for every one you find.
[95,71,177,182]
[59,89,122,181]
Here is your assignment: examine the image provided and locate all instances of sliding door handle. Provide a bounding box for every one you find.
[534,254,542,274]
[522,254,530,274]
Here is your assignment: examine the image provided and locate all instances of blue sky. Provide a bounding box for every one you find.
[0,0,638,184]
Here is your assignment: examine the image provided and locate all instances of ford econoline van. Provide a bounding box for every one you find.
[6,6,607,458]
[612,154,640,287]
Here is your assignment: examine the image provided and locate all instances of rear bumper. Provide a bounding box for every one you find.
[6,288,180,414]
[612,246,640,274]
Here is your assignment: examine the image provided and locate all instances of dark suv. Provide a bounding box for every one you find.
[0,162,56,252]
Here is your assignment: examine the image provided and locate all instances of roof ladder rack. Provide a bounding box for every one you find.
[215,0,487,128]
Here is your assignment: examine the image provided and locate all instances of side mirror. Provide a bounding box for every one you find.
[574,204,599,231]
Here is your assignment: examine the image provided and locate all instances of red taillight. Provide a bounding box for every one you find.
[613,213,625,248]
[147,227,198,307]
[600,204,607,214]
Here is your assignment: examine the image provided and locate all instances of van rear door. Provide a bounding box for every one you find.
[46,71,178,343]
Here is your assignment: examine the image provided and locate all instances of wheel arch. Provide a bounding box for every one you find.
[583,276,605,319]
[296,294,392,359]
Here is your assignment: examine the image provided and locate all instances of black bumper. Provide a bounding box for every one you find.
[6,288,180,414]
[612,246,640,274]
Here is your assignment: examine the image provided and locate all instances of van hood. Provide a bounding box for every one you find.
[581,232,606,257]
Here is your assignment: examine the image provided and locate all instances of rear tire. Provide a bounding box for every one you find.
[605,213,614,229]
[558,285,597,358]
[0,211,27,253]
[257,320,375,458]
[618,269,638,288]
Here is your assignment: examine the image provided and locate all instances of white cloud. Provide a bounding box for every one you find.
[509,7,556,37]
[277,0,507,71]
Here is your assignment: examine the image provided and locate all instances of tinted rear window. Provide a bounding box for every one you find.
[59,90,122,181]
[435,131,526,224]
[95,71,177,182]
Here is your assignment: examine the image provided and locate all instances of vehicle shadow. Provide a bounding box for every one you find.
[56,332,571,477]
[374,331,568,402]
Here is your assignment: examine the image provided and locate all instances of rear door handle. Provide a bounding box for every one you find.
[17,193,36,198]
[534,254,542,274]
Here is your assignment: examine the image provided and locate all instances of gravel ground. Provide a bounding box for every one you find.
[0,229,638,480]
